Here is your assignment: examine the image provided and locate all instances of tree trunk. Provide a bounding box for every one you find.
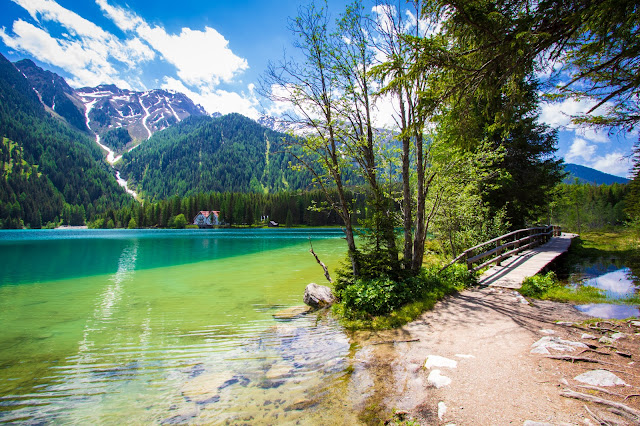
[412,132,427,273]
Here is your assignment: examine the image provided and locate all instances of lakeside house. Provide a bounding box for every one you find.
[193,211,220,227]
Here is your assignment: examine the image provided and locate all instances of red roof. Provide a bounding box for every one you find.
[197,211,220,218]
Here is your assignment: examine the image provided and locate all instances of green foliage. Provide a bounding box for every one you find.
[169,213,187,229]
[118,114,311,198]
[0,53,129,229]
[519,270,609,304]
[127,217,137,229]
[519,271,561,298]
[93,189,366,228]
[334,263,475,322]
[101,128,133,154]
[551,182,629,232]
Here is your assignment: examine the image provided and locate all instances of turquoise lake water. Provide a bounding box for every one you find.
[0,229,364,424]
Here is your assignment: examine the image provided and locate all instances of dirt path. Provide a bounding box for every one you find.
[351,287,639,425]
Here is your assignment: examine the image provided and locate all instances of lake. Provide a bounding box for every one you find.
[0,229,367,424]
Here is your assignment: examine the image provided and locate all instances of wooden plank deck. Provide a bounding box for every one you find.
[477,233,577,289]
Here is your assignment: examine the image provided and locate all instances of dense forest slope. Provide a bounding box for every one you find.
[14,59,89,133]
[564,163,630,185]
[117,113,311,199]
[0,53,129,228]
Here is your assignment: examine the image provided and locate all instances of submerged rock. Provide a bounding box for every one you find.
[303,283,336,309]
[272,306,311,320]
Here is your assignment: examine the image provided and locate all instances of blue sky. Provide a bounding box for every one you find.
[0,0,635,177]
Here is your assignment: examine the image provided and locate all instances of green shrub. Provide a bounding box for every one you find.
[519,271,559,298]
[335,263,476,320]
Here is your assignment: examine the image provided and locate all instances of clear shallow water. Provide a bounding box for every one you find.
[568,258,639,319]
[0,229,363,424]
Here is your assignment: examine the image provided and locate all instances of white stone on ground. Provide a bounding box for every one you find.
[574,370,627,387]
[530,336,588,354]
[581,333,597,340]
[611,332,627,340]
[438,401,447,420]
[599,336,615,345]
[454,354,475,359]
[425,355,458,369]
[539,329,556,335]
[428,370,452,388]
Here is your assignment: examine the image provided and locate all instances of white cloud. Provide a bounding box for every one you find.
[94,0,142,32]
[97,0,248,87]
[591,153,633,178]
[566,138,596,163]
[565,137,632,177]
[162,77,260,119]
[576,127,610,143]
[3,0,154,88]
[0,20,135,89]
[539,98,600,128]
[137,25,248,87]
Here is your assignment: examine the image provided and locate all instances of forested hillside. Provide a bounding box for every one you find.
[14,59,89,133]
[564,163,629,185]
[0,53,130,228]
[118,113,312,199]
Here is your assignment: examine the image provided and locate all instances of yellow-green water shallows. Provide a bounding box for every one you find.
[0,229,364,424]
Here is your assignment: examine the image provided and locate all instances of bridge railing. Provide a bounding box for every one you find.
[442,225,561,272]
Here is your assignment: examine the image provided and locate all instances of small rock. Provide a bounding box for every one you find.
[610,332,626,340]
[540,329,556,335]
[284,399,317,411]
[574,370,627,387]
[581,333,597,340]
[530,346,551,355]
[303,283,336,308]
[631,321,640,327]
[272,306,311,320]
[427,370,451,388]
[265,364,291,380]
[425,355,457,369]
[531,336,588,353]
[438,401,447,420]
[559,378,569,386]
[555,321,574,326]
[599,336,615,345]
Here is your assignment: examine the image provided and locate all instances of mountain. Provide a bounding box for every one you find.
[0,53,130,228]
[76,85,207,145]
[14,59,89,133]
[564,163,629,185]
[14,59,207,156]
[117,113,311,199]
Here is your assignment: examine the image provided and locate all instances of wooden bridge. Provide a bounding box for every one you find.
[445,226,577,289]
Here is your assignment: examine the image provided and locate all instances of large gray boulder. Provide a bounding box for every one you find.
[303,283,336,309]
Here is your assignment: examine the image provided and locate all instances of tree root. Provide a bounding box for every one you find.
[576,385,624,398]
[561,389,640,421]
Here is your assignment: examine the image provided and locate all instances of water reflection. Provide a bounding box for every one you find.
[576,267,636,299]
[567,255,639,319]
[575,303,640,319]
